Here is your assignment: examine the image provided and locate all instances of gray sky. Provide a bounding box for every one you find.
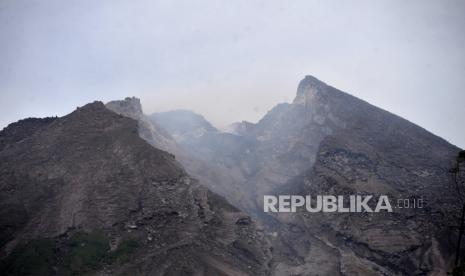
[1,0,464,148]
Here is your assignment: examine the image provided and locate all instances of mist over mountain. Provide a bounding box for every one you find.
[143,76,462,274]
[150,110,217,141]
[0,76,462,275]
[2,0,465,275]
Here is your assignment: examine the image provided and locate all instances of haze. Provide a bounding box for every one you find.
[0,0,464,148]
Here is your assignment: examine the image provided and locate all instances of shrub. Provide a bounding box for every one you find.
[61,231,110,275]
[0,238,55,276]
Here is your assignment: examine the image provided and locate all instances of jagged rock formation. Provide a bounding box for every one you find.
[0,102,272,275]
[153,76,462,275]
[106,97,180,156]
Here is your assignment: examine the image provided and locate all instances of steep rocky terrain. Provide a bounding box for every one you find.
[263,77,461,275]
[4,76,459,275]
[0,102,272,275]
[153,76,462,275]
[106,98,253,213]
[106,97,180,157]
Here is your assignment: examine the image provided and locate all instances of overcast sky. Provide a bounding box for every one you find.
[1,0,464,148]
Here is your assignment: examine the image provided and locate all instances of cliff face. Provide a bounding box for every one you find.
[0,102,271,275]
[153,76,461,274]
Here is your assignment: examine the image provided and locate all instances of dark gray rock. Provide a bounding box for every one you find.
[0,101,272,275]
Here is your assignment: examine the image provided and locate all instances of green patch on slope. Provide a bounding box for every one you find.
[0,231,140,276]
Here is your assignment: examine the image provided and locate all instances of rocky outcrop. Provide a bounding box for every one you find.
[106,97,180,157]
[0,102,271,275]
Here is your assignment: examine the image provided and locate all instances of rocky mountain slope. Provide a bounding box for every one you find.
[106,98,253,213]
[0,102,272,275]
[263,77,460,275]
[3,76,460,275]
[106,97,180,157]
[153,76,462,275]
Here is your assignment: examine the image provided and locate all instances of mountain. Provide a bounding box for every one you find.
[2,76,460,275]
[222,121,256,136]
[261,76,461,275]
[150,110,217,143]
[106,97,180,156]
[155,76,462,274]
[0,102,272,275]
[107,99,254,213]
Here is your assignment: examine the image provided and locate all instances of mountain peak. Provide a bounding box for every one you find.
[106,96,143,120]
[293,75,328,105]
[150,110,217,138]
[301,75,326,85]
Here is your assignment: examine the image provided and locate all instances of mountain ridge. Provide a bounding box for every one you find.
[151,75,461,274]
[0,101,272,275]
[0,75,461,275]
